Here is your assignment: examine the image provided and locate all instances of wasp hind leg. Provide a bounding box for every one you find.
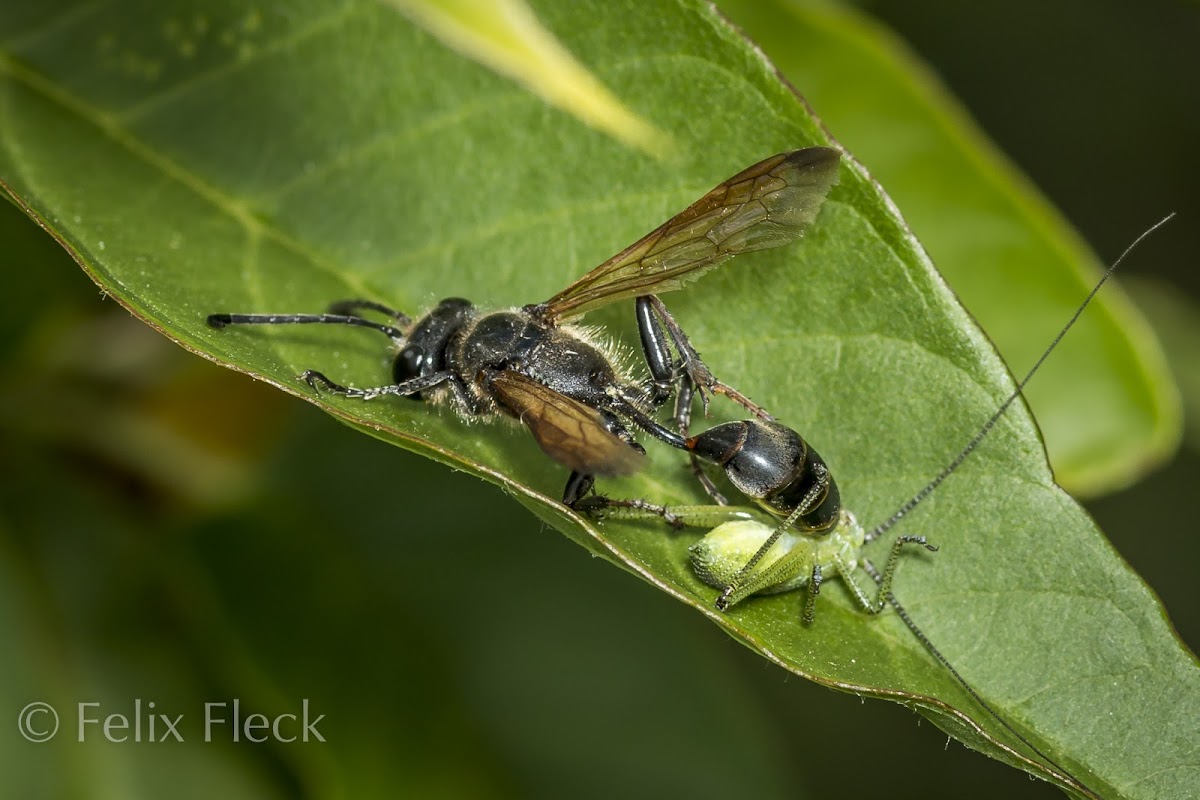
[634,295,764,504]
[635,295,772,421]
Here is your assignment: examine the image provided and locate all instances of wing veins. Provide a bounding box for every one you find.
[539,147,840,321]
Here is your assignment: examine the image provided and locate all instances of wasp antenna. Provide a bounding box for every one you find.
[859,560,1101,799]
[206,312,408,343]
[865,212,1175,544]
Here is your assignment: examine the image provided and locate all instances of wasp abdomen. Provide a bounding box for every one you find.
[688,420,840,533]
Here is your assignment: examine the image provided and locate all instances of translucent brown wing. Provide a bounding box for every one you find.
[490,370,644,476]
[537,147,840,321]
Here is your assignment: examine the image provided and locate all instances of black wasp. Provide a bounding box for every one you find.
[208,147,840,504]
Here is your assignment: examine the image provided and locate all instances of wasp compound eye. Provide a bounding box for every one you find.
[393,345,427,393]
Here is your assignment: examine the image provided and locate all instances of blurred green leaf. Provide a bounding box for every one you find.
[1124,277,1200,454]
[0,306,281,509]
[717,0,1180,497]
[0,455,286,800]
[1,1,1196,798]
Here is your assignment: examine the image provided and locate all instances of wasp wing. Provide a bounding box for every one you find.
[490,371,644,476]
[538,147,840,321]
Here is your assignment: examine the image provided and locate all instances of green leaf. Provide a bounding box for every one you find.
[0,455,288,800]
[1124,277,1200,455]
[1,1,1195,798]
[381,0,670,155]
[715,0,1180,497]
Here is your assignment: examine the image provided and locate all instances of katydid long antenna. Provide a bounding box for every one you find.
[865,212,1176,545]
[859,212,1176,800]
